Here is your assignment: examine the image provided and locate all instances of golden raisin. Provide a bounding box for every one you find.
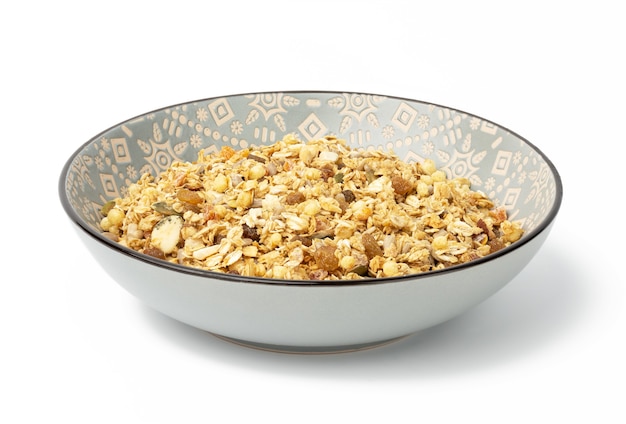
[313,245,339,271]
[177,188,203,205]
[488,238,506,253]
[285,191,306,205]
[391,176,413,195]
[362,233,383,259]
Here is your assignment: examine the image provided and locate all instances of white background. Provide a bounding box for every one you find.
[2,0,624,422]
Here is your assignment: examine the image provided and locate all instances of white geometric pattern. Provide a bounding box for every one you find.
[208,98,235,127]
[298,113,328,141]
[391,102,418,133]
[64,92,560,235]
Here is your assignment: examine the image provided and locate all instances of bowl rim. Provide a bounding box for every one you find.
[58,90,563,287]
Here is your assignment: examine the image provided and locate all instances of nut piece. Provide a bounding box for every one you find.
[150,215,183,254]
[299,144,319,164]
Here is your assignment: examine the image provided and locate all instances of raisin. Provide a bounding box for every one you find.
[488,238,506,253]
[391,176,413,196]
[313,245,339,271]
[242,223,260,241]
[341,189,356,203]
[362,233,383,259]
[320,165,334,181]
[291,235,313,247]
[143,246,166,260]
[177,188,203,205]
[476,219,489,235]
[285,191,306,205]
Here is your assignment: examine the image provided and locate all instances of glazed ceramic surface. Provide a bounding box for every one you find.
[60,91,562,352]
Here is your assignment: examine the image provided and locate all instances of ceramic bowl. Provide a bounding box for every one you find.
[59,91,562,353]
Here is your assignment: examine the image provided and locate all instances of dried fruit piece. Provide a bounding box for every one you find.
[242,223,260,241]
[391,175,413,195]
[150,215,183,254]
[362,233,383,259]
[285,191,305,205]
[143,246,166,260]
[341,190,356,203]
[319,165,335,181]
[177,188,203,205]
[313,245,339,271]
[291,229,334,247]
[291,235,313,247]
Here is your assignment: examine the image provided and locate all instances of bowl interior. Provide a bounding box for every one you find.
[62,91,561,256]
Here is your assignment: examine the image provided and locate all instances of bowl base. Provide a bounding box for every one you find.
[210,333,408,354]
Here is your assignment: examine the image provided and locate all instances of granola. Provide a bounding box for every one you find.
[100,135,524,280]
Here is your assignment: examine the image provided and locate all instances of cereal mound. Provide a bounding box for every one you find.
[100,135,523,280]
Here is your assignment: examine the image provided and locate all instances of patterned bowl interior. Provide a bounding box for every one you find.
[63,91,561,240]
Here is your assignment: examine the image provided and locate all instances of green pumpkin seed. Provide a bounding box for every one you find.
[348,265,369,276]
[101,200,116,216]
[151,201,179,215]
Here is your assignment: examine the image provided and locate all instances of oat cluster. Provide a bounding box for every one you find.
[100,135,523,280]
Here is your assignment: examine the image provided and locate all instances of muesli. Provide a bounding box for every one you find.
[100,135,524,280]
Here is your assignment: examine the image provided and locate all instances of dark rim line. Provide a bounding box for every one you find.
[58,90,564,287]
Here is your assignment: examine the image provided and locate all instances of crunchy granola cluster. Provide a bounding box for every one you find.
[100,135,524,280]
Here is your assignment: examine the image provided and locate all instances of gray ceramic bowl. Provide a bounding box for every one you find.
[59,91,562,353]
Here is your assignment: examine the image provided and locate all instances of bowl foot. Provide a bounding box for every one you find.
[209,333,408,354]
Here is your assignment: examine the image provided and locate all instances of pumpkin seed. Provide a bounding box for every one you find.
[151,201,179,216]
[101,200,116,216]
